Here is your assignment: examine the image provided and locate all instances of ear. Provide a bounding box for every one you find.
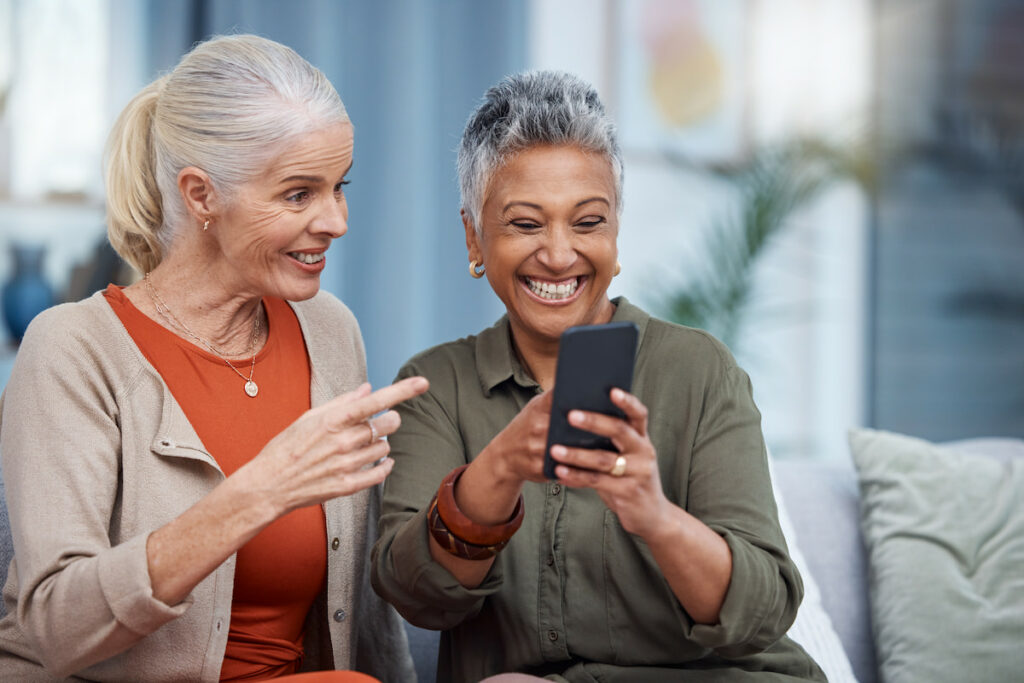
[462,209,482,263]
[177,166,217,224]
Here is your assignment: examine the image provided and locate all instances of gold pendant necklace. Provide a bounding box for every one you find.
[145,274,262,398]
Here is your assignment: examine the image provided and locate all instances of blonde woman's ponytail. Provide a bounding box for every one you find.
[104,76,167,274]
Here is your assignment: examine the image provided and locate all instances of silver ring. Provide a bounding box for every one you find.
[366,419,379,445]
[609,455,627,477]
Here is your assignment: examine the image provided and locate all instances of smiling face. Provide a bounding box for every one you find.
[466,144,619,347]
[208,121,354,302]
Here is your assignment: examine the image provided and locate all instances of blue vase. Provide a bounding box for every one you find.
[2,244,54,343]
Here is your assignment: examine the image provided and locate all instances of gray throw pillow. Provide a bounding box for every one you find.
[848,428,1024,683]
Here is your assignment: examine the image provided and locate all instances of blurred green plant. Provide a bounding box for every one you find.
[658,138,878,348]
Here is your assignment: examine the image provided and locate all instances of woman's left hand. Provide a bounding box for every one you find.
[548,388,671,539]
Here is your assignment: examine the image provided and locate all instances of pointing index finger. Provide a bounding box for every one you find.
[325,376,429,429]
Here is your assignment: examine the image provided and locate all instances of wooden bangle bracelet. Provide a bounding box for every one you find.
[428,495,509,561]
[435,464,524,545]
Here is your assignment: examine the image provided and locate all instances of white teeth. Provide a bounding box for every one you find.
[290,252,324,265]
[526,277,579,300]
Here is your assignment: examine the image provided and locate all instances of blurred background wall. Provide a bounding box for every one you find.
[0,0,1021,461]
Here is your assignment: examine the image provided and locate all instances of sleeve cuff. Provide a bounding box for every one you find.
[686,529,793,654]
[375,506,502,629]
[97,533,191,635]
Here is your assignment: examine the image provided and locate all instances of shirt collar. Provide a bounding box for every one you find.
[473,296,650,397]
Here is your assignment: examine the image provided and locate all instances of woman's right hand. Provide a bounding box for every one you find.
[426,390,551,586]
[236,376,430,518]
[147,376,428,606]
[474,389,553,487]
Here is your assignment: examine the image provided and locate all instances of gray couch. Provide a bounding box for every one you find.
[0,459,872,682]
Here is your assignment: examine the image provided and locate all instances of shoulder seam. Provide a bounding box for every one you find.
[644,316,737,370]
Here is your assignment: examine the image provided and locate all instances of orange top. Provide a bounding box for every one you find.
[275,673,381,682]
[104,285,327,680]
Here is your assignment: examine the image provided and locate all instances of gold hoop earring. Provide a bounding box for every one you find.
[469,260,485,279]
[203,219,210,232]
[614,261,622,277]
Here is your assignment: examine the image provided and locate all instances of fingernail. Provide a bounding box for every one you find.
[611,388,624,401]
[550,445,566,457]
[568,411,583,424]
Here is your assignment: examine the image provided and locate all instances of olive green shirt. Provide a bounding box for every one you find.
[371,298,825,682]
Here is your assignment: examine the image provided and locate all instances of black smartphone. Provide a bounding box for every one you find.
[543,321,638,479]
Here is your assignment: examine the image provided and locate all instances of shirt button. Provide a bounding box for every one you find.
[551,484,561,495]
[331,537,340,550]
[548,630,559,642]
[333,609,347,622]
[546,554,554,566]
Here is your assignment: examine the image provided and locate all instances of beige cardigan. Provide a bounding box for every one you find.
[0,290,414,682]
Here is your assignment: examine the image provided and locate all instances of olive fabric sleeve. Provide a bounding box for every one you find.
[684,362,803,655]
[370,360,505,631]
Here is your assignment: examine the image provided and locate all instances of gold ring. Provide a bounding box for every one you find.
[609,455,627,477]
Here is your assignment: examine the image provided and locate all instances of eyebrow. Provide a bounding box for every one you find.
[280,174,323,184]
[279,161,354,185]
[502,197,610,212]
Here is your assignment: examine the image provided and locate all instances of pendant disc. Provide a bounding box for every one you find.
[244,380,259,397]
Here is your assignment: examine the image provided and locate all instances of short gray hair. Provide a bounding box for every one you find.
[105,34,350,273]
[457,70,624,231]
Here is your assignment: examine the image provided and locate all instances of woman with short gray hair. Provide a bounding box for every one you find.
[373,70,825,681]
[0,34,426,681]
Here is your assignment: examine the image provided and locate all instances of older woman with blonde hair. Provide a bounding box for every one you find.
[372,71,826,682]
[0,35,425,681]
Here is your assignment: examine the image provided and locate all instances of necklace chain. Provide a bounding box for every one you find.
[145,273,262,398]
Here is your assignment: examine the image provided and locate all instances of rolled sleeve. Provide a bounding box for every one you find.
[372,505,502,630]
[688,529,801,655]
[684,362,803,655]
[98,533,191,635]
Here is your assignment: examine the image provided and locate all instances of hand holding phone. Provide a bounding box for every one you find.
[543,321,638,479]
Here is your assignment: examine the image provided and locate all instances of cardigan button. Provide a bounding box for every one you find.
[547,630,558,642]
[331,537,340,551]
[333,609,347,622]
[551,484,561,495]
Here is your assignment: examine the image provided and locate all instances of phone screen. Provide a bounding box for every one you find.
[543,321,638,479]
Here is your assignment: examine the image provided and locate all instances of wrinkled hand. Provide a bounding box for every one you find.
[236,376,429,517]
[548,388,670,538]
[477,390,554,486]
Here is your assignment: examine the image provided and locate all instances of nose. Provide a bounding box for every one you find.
[536,225,577,272]
[311,194,348,239]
